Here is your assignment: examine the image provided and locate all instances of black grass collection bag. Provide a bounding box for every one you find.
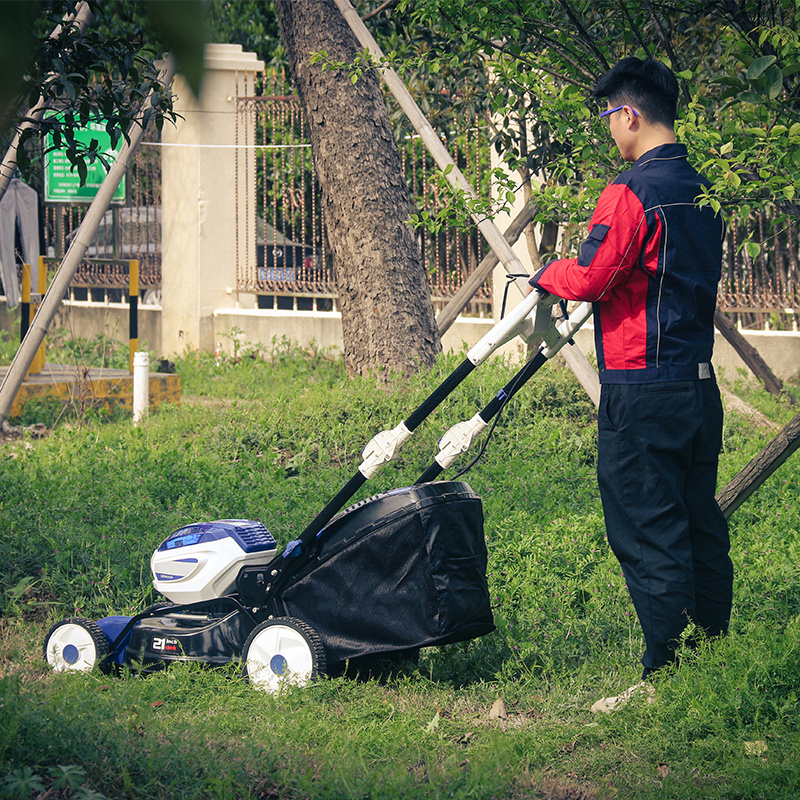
[270,481,495,668]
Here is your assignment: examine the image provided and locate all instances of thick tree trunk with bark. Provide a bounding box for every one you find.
[275,0,440,378]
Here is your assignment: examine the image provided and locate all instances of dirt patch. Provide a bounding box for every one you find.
[1,421,48,447]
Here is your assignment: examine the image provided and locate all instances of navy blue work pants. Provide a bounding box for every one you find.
[597,377,733,678]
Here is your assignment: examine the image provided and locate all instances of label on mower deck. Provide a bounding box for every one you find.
[150,637,180,654]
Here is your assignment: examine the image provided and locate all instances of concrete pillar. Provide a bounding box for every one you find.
[161,44,264,355]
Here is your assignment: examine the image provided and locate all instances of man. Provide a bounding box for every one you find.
[530,57,733,711]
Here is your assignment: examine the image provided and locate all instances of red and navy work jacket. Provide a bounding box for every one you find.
[531,142,724,384]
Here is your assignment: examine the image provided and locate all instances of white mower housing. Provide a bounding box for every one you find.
[151,520,277,604]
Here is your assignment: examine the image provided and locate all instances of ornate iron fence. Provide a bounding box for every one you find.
[40,125,162,302]
[720,212,800,324]
[28,71,799,328]
[235,70,492,315]
[235,71,800,328]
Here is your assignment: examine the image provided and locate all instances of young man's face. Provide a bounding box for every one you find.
[605,102,639,162]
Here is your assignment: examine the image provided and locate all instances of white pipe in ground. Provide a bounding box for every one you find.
[133,351,150,425]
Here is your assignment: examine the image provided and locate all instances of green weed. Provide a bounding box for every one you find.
[1,346,800,799]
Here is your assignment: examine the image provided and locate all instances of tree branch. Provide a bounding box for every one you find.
[361,0,394,22]
[641,0,692,104]
[557,0,611,73]
[618,0,653,58]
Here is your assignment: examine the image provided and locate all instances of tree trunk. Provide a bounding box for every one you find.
[275,0,440,378]
[714,309,790,402]
[716,411,800,519]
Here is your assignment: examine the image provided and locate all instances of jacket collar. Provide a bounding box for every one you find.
[633,142,688,169]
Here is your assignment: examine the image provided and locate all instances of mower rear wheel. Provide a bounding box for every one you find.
[43,617,111,673]
[242,617,326,692]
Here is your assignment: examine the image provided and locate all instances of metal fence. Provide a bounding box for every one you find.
[30,71,800,328]
[235,70,492,315]
[720,212,800,323]
[41,124,162,303]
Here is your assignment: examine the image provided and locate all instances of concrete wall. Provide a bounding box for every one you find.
[18,301,798,384]
[211,307,496,359]
[51,301,162,354]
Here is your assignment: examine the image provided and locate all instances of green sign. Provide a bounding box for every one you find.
[43,116,126,203]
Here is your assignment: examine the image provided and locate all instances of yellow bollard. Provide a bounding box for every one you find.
[30,257,48,374]
[21,264,33,379]
[129,259,139,374]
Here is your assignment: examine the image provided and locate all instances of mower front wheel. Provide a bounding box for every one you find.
[242,617,326,692]
[43,617,111,673]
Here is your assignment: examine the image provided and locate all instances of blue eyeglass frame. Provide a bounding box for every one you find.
[599,105,640,119]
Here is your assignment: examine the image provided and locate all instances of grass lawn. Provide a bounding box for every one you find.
[2,338,800,799]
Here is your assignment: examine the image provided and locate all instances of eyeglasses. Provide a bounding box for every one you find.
[599,105,640,120]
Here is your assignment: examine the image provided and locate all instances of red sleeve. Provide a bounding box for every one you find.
[533,183,648,302]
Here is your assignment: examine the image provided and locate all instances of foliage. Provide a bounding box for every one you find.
[207,0,283,68]
[0,0,209,186]
[391,0,800,258]
[0,326,17,366]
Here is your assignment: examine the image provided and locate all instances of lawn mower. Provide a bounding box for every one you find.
[43,290,592,691]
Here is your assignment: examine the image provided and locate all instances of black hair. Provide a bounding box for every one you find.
[592,57,679,127]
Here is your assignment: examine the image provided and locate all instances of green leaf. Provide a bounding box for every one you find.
[740,91,766,105]
[49,765,87,792]
[425,711,441,732]
[745,241,761,259]
[747,55,777,81]
[2,766,45,799]
[718,87,746,102]
[765,66,784,101]
[712,77,747,88]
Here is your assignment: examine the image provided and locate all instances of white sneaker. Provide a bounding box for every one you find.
[590,681,655,713]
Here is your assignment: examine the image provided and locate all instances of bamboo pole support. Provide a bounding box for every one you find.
[717,411,800,518]
[334,0,600,405]
[436,202,535,336]
[333,0,529,294]
[714,309,791,403]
